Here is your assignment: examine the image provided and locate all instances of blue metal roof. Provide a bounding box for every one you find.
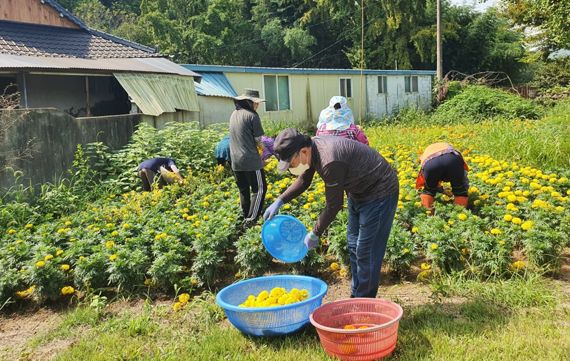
[184,64,436,76]
[193,71,237,98]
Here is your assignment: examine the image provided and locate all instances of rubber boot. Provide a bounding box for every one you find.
[454,195,469,208]
[420,194,435,215]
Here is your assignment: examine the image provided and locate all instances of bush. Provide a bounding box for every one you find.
[433,84,543,122]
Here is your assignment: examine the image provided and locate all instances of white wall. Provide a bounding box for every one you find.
[225,72,367,127]
[366,75,432,118]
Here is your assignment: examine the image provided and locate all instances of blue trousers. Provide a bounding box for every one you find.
[347,191,399,298]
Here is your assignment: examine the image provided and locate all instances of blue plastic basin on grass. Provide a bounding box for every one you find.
[261,215,308,263]
[216,275,328,336]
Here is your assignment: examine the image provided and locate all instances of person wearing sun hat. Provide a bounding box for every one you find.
[263,128,399,298]
[316,96,369,145]
[229,88,268,225]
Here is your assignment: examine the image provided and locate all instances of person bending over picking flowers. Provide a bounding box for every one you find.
[138,157,183,192]
[415,142,469,214]
[263,128,399,298]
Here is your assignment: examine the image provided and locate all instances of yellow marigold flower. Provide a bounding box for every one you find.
[503,214,513,222]
[430,243,439,251]
[330,262,340,271]
[203,215,209,221]
[60,264,70,271]
[512,217,522,225]
[105,241,115,249]
[521,221,533,231]
[172,301,184,311]
[339,267,348,278]
[111,231,119,237]
[109,254,118,261]
[411,226,419,233]
[420,262,431,270]
[25,223,33,229]
[44,254,54,261]
[56,249,63,256]
[7,229,16,235]
[61,286,75,295]
[511,260,526,271]
[417,270,432,282]
[178,293,191,303]
[457,213,467,221]
[122,223,131,229]
[403,248,410,254]
[490,228,502,235]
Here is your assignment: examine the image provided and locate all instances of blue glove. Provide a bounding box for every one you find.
[304,231,319,250]
[263,199,284,221]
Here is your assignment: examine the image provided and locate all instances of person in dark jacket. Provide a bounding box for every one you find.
[138,157,183,191]
[229,89,267,224]
[264,128,399,298]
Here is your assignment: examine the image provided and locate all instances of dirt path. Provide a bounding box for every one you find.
[0,308,63,361]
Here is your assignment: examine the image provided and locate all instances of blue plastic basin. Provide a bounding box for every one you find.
[261,214,308,263]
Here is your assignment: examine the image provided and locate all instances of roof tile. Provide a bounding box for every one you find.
[0,21,158,59]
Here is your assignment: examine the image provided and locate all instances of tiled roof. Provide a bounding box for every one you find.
[0,20,158,59]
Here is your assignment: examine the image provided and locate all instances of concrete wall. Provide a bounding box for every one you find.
[366,75,432,118]
[225,72,367,128]
[0,109,141,190]
[141,110,199,129]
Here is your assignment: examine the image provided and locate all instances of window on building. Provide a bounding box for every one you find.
[404,76,418,93]
[378,76,388,94]
[340,78,352,98]
[263,75,290,111]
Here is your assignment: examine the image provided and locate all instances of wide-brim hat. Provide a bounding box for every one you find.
[234,88,265,103]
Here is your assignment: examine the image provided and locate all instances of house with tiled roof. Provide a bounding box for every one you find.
[0,0,200,122]
[0,0,204,190]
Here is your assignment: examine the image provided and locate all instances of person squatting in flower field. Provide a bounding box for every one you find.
[415,142,470,214]
[315,96,369,145]
[264,128,399,298]
[229,88,269,224]
[137,157,183,192]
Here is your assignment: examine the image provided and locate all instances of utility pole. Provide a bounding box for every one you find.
[436,0,443,81]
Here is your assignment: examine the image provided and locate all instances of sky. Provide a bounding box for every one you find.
[449,0,500,12]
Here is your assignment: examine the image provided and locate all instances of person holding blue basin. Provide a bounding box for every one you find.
[263,128,399,298]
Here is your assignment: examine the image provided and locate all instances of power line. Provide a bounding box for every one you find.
[292,17,378,68]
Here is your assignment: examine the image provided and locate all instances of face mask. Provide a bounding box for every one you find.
[289,162,310,176]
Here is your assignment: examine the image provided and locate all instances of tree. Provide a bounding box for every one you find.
[502,0,570,56]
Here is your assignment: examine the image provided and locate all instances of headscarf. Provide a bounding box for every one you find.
[317,96,354,131]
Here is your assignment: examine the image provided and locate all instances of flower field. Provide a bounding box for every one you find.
[1,117,569,308]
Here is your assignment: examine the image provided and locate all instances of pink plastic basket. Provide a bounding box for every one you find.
[310,298,403,361]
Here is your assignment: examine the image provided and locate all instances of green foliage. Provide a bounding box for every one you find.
[503,0,570,54]
[235,225,272,277]
[433,85,543,122]
[531,57,570,90]
[62,0,528,79]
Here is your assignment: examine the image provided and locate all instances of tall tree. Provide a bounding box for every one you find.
[502,0,570,56]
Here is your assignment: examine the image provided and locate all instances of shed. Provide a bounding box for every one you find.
[185,64,435,126]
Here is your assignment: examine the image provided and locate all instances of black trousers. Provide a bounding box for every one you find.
[422,152,469,196]
[234,169,267,222]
